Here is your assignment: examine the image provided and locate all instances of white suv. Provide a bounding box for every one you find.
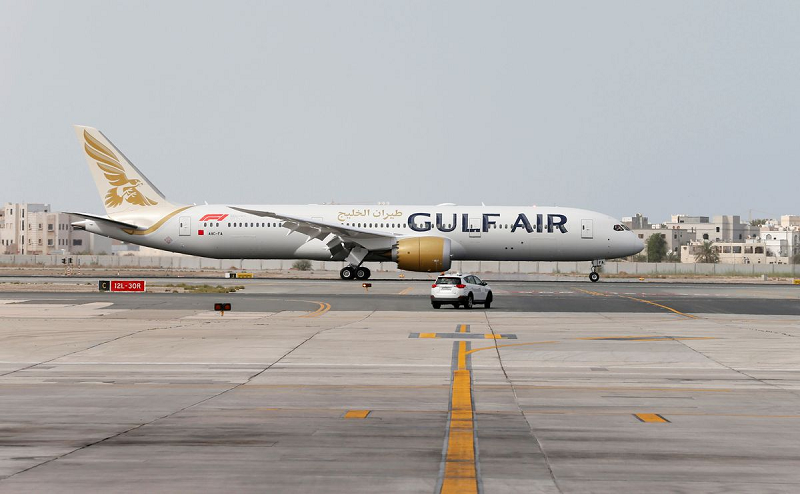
[430,273,493,309]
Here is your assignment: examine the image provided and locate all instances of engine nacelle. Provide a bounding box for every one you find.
[394,237,452,272]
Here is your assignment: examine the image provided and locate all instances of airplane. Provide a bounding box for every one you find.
[69,125,644,282]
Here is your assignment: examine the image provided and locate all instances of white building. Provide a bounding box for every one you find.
[681,239,787,264]
[623,214,696,257]
[1,203,111,255]
[757,227,800,259]
[666,214,756,243]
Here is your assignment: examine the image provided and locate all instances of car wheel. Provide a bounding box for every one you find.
[431,302,441,309]
[452,303,460,309]
[484,292,492,309]
[464,294,474,309]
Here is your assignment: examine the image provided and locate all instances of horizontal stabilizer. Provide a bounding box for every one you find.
[66,212,142,230]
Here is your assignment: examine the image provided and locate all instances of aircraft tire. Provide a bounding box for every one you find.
[340,267,355,280]
[589,271,600,283]
[355,267,369,280]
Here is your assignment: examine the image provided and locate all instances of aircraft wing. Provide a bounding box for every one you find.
[229,207,397,259]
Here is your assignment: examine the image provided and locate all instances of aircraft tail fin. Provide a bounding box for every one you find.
[74,125,181,218]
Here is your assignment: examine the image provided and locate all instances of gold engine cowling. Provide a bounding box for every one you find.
[394,237,452,272]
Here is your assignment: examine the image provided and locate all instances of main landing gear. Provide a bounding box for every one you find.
[589,259,604,283]
[340,266,371,280]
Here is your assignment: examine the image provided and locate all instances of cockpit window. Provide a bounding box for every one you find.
[613,224,630,231]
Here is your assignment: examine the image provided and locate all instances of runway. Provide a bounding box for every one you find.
[1,280,799,315]
[1,281,799,493]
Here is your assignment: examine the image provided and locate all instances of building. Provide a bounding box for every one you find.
[781,215,800,228]
[680,239,789,264]
[1,203,111,255]
[666,215,756,243]
[623,214,696,257]
[757,226,800,259]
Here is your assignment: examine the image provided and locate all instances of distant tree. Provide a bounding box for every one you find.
[646,233,668,262]
[664,250,681,263]
[694,241,719,263]
[631,254,647,263]
[750,218,771,227]
[292,259,312,271]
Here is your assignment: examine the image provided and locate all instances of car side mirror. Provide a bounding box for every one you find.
[481,282,487,286]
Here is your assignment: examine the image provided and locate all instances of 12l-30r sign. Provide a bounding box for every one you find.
[109,280,146,292]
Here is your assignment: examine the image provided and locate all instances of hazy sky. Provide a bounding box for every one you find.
[1,1,798,221]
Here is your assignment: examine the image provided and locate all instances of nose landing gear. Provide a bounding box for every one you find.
[589,259,604,283]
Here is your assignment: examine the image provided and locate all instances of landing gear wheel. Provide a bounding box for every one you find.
[589,271,600,283]
[484,293,492,309]
[463,294,474,309]
[340,266,355,280]
[355,267,369,280]
[432,302,441,309]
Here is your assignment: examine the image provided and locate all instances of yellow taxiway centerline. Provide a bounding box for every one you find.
[299,301,331,318]
[441,339,478,494]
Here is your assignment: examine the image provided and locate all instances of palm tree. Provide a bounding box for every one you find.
[694,241,719,263]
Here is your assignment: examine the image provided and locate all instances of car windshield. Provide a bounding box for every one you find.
[436,277,462,285]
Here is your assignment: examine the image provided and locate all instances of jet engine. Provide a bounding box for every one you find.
[394,237,452,272]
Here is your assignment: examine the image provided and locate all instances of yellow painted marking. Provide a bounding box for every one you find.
[483,334,504,339]
[459,324,468,333]
[456,341,467,370]
[635,413,669,423]
[121,206,193,235]
[575,288,609,297]
[620,295,698,319]
[465,341,558,355]
[419,333,438,338]
[398,286,413,295]
[344,410,370,419]
[576,288,697,319]
[794,279,800,285]
[441,340,478,494]
[299,301,331,318]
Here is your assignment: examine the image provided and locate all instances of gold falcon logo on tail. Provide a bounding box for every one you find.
[83,130,158,208]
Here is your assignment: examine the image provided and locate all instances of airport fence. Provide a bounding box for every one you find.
[0,255,797,278]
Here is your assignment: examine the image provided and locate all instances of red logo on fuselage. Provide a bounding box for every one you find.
[199,214,228,222]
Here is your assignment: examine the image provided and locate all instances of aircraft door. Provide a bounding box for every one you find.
[469,217,482,238]
[581,219,593,239]
[179,216,191,236]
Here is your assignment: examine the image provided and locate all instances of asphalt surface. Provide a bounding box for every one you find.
[1,280,800,492]
[2,280,799,315]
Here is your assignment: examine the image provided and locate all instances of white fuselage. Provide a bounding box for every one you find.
[81,204,643,262]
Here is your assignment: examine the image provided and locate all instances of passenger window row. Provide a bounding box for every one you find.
[202,222,283,228]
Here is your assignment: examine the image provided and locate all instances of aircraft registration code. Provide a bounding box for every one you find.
[110,280,146,292]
